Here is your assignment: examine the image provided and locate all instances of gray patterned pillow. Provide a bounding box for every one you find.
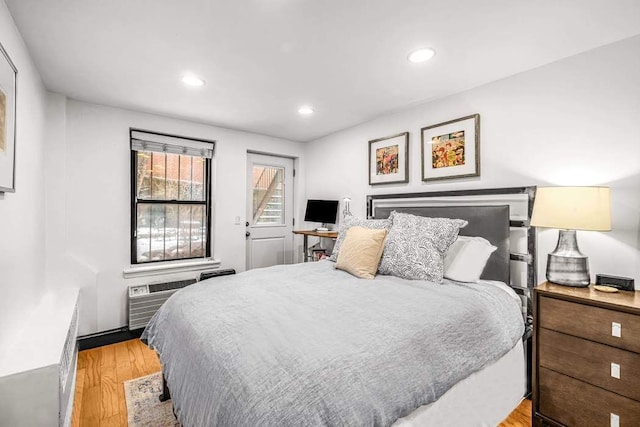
[329,213,393,262]
[378,212,468,282]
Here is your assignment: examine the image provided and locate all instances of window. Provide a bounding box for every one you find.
[130,129,214,264]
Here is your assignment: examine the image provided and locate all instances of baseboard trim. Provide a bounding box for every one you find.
[78,327,144,350]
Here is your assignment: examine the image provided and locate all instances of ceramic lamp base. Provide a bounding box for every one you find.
[545,229,591,287]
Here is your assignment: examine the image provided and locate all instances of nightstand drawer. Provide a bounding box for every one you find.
[539,328,640,401]
[538,295,640,353]
[539,367,640,427]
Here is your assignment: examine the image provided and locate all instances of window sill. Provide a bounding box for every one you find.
[122,258,221,279]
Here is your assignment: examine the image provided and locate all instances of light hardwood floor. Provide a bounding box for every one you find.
[72,339,532,426]
[72,338,162,426]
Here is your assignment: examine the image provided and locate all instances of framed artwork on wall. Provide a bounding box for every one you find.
[421,114,480,182]
[368,132,409,185]
[0,42,17,193]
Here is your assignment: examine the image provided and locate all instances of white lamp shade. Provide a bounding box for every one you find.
[531,186,611,231]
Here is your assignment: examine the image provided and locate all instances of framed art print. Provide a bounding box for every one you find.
[421,114,480,182]
[0,42,17,193]
[369,132,409,185]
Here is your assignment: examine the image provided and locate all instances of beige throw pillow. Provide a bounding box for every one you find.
[329,213,393,262]
[336,226,387,279]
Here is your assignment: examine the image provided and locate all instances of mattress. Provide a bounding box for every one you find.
[394,340,524,426]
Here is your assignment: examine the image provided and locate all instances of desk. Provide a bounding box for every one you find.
[293,229,339,262]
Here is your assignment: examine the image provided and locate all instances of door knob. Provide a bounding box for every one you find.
[246,231,251,237]
[246,221,250,227]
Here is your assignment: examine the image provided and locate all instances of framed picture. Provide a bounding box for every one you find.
[0,42,17,193]
[421,114,480,182]
[368,132,409,185]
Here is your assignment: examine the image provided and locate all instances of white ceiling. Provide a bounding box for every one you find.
[6,0,640,142]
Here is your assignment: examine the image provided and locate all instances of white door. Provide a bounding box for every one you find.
[246,153,294,270]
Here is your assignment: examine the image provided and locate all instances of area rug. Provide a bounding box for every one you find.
[124,372,180,427]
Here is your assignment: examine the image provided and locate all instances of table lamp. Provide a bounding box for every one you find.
[530,186,611,287]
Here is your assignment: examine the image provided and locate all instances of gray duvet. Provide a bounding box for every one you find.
[142,261,524,427]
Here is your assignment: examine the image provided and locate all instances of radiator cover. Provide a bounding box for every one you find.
[60,301,79,427]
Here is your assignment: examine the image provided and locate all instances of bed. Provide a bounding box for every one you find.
[142,187,537,426]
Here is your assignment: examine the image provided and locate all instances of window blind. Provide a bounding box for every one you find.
[130,130,214,158]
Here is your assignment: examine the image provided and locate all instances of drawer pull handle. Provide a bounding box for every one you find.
[612,322,621,338]
[611,362,621,379]
[611,413,620,427]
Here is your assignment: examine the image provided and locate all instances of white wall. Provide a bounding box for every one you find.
[4,0,638,344]
[0,1,49,358]
[45,99,307,335]
[305,35,640,288]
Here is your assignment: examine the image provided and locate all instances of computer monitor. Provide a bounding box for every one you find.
[304,199,339,227]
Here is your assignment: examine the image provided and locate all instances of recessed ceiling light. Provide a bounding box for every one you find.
[408,48,436,63]
[182,74,205,87]
[298,106,314,115]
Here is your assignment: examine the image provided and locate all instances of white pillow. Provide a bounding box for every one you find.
[444,236,497,283]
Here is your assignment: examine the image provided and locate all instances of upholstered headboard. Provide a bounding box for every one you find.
[367,186,537,290]
[371,204,510,283]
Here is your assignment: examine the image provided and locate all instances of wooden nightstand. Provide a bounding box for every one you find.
[533,281,640,426]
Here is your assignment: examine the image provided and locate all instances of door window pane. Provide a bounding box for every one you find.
[252,166,284,225]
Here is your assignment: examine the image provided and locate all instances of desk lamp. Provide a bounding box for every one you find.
[530,186,611,287]
[343,197,351,216]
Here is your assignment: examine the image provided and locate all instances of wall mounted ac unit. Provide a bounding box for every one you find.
[128,269,236,330]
